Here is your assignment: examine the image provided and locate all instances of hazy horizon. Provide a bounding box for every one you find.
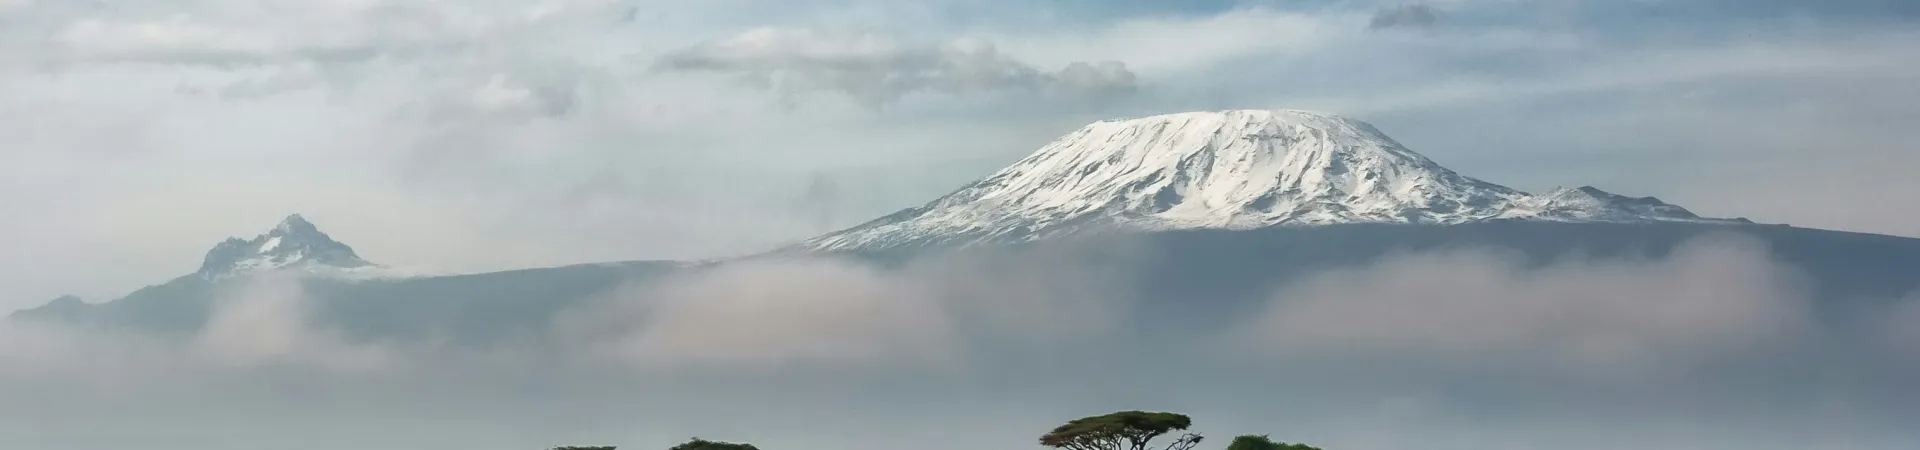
[3,1,1919,449]
[5,0,1920,308]
[7,229,1920,450]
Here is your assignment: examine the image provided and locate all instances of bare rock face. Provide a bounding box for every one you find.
[195,214,377,280]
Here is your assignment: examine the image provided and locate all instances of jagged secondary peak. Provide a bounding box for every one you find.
[196,214,375,279]
[1502,186,1748,224]
[799,109,1743,252]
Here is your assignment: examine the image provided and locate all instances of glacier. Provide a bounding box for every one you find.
[800,109,1747,252]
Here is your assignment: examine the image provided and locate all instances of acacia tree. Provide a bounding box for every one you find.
[1039,411,1203,450]
[666,438,760,450]
[1224,434,1324,450]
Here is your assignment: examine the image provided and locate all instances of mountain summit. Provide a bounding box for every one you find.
[801,109,1743,251]
[196,214,377,279]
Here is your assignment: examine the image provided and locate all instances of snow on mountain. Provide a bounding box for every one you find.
[196,214,430,281]
[800,109,1745,252]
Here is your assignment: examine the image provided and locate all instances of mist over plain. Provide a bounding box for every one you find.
[4,231,1918,450]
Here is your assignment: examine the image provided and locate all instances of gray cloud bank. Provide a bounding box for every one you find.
[653,28,1138,107]
[559,258,961,370]
[1368,4,1441,30]
[1236,234,1810,377]
[5,234,1920,450]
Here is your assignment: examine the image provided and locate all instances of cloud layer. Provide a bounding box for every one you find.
[1369,4,1441,30]
[5,234,1920,450]
[9,231,1920,449]
[1237,234,1810,376]
[654,28,1138,107]
[566,258,958,370]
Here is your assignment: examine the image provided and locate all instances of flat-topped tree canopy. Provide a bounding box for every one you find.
[1226,435,1325,450]
[1040,411,1199,450]
[667,438,760,450]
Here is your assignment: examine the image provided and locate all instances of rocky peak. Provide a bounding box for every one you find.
[196,214,373,279]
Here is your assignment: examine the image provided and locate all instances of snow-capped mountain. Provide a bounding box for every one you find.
[800,109,1745,252]
[196,214,420,280]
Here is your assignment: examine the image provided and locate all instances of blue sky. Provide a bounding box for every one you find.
[1,0,1918,306]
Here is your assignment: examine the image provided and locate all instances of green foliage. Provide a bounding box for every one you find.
[1224,434,1323,450]
[1039,411,1201,450]
[667,438,761,450]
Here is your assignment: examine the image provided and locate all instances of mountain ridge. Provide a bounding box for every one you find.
[798,109,1746,252]
[38,109,1920,343]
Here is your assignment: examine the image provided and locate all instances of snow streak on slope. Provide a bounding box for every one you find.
[801,110,1743,252]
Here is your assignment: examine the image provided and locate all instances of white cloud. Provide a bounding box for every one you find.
[191,275,395,373]
[898,244,1138,342]
[53,16,274,59]
[2,242,1917,450]
[652,27,1138,106]
[1293,31,1920,116]
[30,0,615,63]
[1234,233,1812,377]
[565,258,959,370]
[1370,3,1442,30]
[541,248,1139,370]
[0,0,33,14]
[0,275,396,392]
[1884,291,1920,367]
[0,248,1139,384]
[993,8,1343,77]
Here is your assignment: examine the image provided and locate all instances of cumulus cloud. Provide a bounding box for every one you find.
[1369,4,1441,30]
[192,275,395,373]
[43,10,400,67]
[0,0,33,14]
[559,258,959,370]
[898,244,1139,343]
[553,249,1137,370]
[652,28,1138,107]
[1883,291,1920,366]
[51,17,284,64]
[1233,234,1812,377]
[0,321,169,389]
[415,72,583,119]
[0,275,395,391]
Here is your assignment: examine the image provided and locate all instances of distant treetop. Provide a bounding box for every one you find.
[1040,410,1201,450]
[668,438,761,450]
[1225,434,1323,450]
